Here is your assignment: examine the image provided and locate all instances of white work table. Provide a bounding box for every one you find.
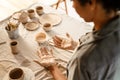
[0,2,93,80]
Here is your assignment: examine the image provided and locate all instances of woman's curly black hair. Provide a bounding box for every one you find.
[76,0,120,11]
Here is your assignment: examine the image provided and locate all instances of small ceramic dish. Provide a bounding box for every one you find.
[12,11,21,20]
[25,21,39,31]
[39,13,62,26]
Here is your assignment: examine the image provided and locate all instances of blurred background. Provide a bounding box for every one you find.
[0,0,93,26]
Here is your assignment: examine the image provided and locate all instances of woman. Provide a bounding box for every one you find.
[36,0,120,80]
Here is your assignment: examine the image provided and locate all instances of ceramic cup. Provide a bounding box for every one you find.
[36,6,44,15]
[43,23,53,32]
[5,26,19,39]
[36,32,46,44]
[10,40,18,54]
[19,11,29,24]
[9,68,24,80]
[27,9,35,19]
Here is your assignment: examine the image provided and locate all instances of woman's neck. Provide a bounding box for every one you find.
[93,5,117,31]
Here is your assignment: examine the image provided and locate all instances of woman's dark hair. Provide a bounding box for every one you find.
[77,0,120,11]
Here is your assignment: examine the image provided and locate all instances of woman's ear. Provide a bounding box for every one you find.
[89,0,96,11]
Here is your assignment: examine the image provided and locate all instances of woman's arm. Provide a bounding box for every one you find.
[48,65,67,80]
[34,47,67,80]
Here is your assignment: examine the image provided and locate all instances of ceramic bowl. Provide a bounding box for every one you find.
[25,21,39,31]
[43,23,52,32]
[35,32,46,43]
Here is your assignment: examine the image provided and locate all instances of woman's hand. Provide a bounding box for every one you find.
[34,47,57,68]
[34,48,67,80]
[53,33,78,50]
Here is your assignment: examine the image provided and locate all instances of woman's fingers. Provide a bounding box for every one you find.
[66,33,73,41]
[54,36,62,42]
[53,36,62,43]
[38,47,54,58]
[53,36,62,46]
[41,47,49,55]
[37,49,42,58]
[37,47,48,58]
[66,33,70,38]
[34,60,42,66]
[49,49,53,55]
[53,39,61,46]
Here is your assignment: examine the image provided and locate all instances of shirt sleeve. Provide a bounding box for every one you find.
[71,59,91,80]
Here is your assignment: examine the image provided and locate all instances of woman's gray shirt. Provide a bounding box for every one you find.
[67,15,120,80]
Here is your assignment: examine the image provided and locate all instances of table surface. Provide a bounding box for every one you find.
[0,2,93,80]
